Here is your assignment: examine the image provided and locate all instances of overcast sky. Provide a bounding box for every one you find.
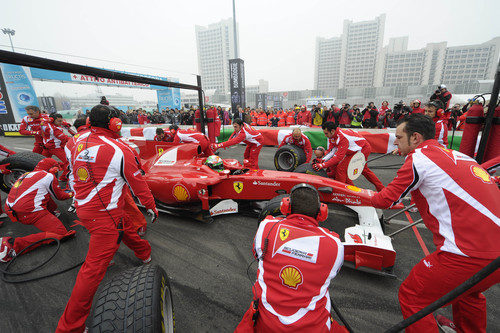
[1,0,499,101]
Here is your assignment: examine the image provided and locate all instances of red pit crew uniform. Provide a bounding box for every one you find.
[218,123,263,169]
[237,214,345,332]
[40,121,70,174]
[19,113,50,154]
[371,140,500,333]
[4,159,73,258]
[173,130,212,155]
[57,127,156,333]
[321,128,384,191]
[433,117,448,148]
[279,133,313,163]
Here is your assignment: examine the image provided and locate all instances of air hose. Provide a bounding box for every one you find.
[0,237,84,284]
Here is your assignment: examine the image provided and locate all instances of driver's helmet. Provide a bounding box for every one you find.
[205,155,224,172]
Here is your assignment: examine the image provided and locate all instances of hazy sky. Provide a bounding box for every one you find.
[1,0,499,101]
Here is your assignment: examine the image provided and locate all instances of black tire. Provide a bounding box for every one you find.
[89,265,175,333]
[294,163,328,178]
[0,152,45,193]
[258,194,288,223]
[274,145,306,172]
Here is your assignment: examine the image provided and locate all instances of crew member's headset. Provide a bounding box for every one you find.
[84,105,124,244]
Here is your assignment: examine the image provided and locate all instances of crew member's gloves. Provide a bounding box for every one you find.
[313,163,325,171]
[30,131,40,136]
[147,207,159,224]
[211,143,223,151]
[312,158,323,164]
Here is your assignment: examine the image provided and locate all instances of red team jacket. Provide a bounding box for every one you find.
[172,130,208,145]
[19,114,50,138]
[6,169,71,214]
[252,214,344,331]
[68,127,155,221]
[371,140,500,259]
[322,128,366,168]
[279,133,313,162]
[41,122,69,149]
[433,117,448,148]
[221,123,263,148]
[296,110,312,126]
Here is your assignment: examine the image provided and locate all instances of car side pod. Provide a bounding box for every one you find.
[341,205,397,278]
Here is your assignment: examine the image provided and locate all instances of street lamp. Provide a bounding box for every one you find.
[1,28,15,52]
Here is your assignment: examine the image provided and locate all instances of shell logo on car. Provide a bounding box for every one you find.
[471,166,491,183]
[173,184,190,201]
[280,265,303,289]
[346,185,362,192]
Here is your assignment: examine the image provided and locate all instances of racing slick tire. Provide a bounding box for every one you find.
[89,264,175,333]
[274,145,306,172]
[294,163,328,178]
[258,194,288,223]
[0,152,45,193]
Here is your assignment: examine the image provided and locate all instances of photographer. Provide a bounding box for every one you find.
[378,108,394,128]
[337,103,352,128]
[362,102,379,128]
[311,103,325,126]
[392,101,412,124]
[351,106,363,128]
[430,84,452,109]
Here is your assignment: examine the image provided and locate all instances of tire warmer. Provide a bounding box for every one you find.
[459,104,484,158]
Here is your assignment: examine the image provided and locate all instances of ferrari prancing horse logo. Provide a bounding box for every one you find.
[279,228,289,241]
[233,181,243,193]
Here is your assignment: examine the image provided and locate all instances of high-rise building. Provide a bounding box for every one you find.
[342,14,385,88]
[195,19,239,94]
[314,37,343,91]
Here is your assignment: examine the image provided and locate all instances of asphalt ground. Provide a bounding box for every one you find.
[0,136,498,332]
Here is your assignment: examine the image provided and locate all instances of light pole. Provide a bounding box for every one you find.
[232,0,238,58]
[1,28,15,52]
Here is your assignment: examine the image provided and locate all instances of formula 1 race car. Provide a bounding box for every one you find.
[126,137,398,277]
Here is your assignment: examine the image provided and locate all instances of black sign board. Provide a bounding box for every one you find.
[255,93,267,109]
[229,58,246,111]
[0,67,16,136]
[40,96,57,113]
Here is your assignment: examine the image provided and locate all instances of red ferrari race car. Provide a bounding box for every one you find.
[125,137,399,277]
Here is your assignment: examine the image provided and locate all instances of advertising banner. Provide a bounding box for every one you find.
[0,64,39,135]
[157,88,181,110]
[229,58,246,111]
[39,96,57,113]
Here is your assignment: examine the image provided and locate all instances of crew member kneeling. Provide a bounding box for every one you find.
[236,184,346,332]
[371,114,500,332]
[279,128,313,163]
[211,118,263,169]
[1,158,75,262]
[56,105,158,333]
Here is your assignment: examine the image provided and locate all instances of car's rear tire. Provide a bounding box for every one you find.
[89,264,175,333]
[258,194,288,223]
[293,163,328,178]
[0,152,45,193]
[274,145,306,172]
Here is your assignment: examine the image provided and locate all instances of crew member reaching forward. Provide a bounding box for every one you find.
[235,184,346,332]
[57,105,158,332]
[371,114,500,332]
[211,118,263,169]
[19,105,50,154]
[313,121,384,191]
[170,125,212,156]
[279,128,313,163]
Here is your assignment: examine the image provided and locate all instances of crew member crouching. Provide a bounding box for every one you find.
[279,128,313,163]
[235,184,347,332]
[1,158,75,263]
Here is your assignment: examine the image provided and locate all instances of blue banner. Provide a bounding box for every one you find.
[157,88,181,110]
[0,64,39,122]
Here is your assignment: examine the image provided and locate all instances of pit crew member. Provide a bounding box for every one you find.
[19,105,50,154]
[424,101,448,148]
[1,158,75,263]
[371,114,500,333]
[154,127,174,142]
[40,113,70,180]
[313,121,384,191]
[56,105,158,332]
[235,184,346,332]
[170,125,213,156]
[279,128,313,163]
[211,118,263,169]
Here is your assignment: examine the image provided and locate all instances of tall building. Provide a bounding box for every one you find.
[195,19,239,94]
[314,37,343,90]
[342,14,385,88]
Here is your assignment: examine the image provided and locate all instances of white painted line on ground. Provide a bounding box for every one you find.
[389,219,426,229]
[13,147,31,151]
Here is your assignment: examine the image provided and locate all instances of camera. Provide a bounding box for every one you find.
[435,90,441,94]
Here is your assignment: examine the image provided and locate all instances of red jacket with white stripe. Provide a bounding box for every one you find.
[433,117,448,148]
[19,114,50,137]
[221,123,263,148]
[296,110,312,126]
[371,140,500,259]
[65,129,91,192]
[322,128,368,168]
[279,133,313,162]
[252,214,343,332]
[172,130,208,145]
[41,122,69,149]
[0,144,15,158]
[6,170,71,214]
[69,127,155,220]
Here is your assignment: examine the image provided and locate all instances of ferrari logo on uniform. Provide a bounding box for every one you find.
[77,143,84,152]
[158,147,164,156]
[279,228,289,241]
[233,181,243,193]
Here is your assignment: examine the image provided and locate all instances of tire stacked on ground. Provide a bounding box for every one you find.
[89,265,175,333]
[274,145,306,172]
[0,152,45,193]
[293,163,328,178]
